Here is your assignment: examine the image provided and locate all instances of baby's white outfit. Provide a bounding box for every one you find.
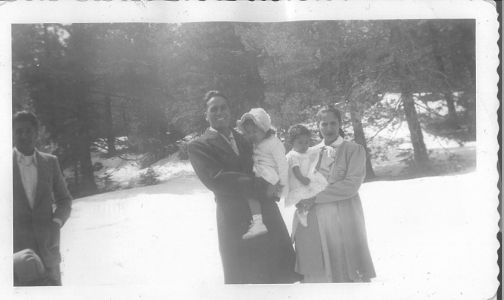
[285,148,328,208]
[253,135,288,190]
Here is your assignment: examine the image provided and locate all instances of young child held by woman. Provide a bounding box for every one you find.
[285,124,328,230]
[237,108,288,240]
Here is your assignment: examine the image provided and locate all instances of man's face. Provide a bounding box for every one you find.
[13,120,38,155]
[205,96,231,131]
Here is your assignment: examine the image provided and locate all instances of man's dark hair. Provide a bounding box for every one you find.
[13,111,39,130]
[203,90,229,107]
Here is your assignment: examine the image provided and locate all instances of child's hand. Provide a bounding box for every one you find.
[300,176,311,186]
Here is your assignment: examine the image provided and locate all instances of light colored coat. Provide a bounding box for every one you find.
[293,141,376,282]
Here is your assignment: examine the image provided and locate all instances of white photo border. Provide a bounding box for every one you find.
[0,1,499,299]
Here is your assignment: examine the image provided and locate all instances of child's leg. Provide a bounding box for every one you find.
[243,197,268,239]
[247,197,262,218]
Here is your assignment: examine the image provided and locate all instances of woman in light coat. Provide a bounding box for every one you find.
[293,106,376,283]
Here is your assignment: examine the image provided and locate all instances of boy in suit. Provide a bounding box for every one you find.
[13,111,72,286]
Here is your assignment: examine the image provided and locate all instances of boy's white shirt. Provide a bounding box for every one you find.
[14,147,38,209]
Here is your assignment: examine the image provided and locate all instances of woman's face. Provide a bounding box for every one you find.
[318,111,340,143]
[206,96,231,131]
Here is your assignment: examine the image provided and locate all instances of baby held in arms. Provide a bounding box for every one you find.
[237,108,288,240]
[285,125,328,228]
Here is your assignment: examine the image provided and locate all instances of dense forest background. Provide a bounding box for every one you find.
[12,20,476,197]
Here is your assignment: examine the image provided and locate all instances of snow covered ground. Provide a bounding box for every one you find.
[53,97,487,298]
[58,171,497,299]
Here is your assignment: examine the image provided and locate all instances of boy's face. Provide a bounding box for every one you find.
[292,134,310,153]
[13,120,38,155]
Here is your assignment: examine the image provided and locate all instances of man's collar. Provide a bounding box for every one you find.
[208,127,233,138]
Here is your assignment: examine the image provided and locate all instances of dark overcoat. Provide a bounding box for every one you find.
[188,128,300,284]
[13,150,72,268]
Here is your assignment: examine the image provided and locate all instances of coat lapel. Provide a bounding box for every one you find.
[12,151,31,211]
[328,141,348,179]
[205,128,239,159]
[33,151,45,210]
[232,129,248,158]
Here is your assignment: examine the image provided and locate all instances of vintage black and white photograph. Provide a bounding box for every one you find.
[1,1,499,300]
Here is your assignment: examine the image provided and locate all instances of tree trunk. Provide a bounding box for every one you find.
[444,91,458,126]
[104,95,116,156]
[402,91,429,167]
[390,24,429,170]
[245,50,266,108]
[77,137,97,196]
[428,23,458,125]
[350,105,376,180]
[73,159,79,193]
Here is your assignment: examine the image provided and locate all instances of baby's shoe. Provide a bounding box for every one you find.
[242,220,268,239]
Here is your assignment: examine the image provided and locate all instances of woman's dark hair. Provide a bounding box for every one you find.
[13,111,39,130]
[316,105,342,123]
[316,105,345,138]
[287,124,311,145]
[203,90,229,107]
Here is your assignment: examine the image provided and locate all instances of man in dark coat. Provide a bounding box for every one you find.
[188,91,300,284]
[13,111,72,286]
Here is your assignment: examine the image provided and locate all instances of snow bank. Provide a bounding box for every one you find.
[89,152,193,190]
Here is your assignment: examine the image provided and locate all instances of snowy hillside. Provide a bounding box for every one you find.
[59,171,496,299]
[76,97,475,191]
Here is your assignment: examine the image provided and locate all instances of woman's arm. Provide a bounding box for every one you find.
[315,144,366,204]
[188,140,254,198]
